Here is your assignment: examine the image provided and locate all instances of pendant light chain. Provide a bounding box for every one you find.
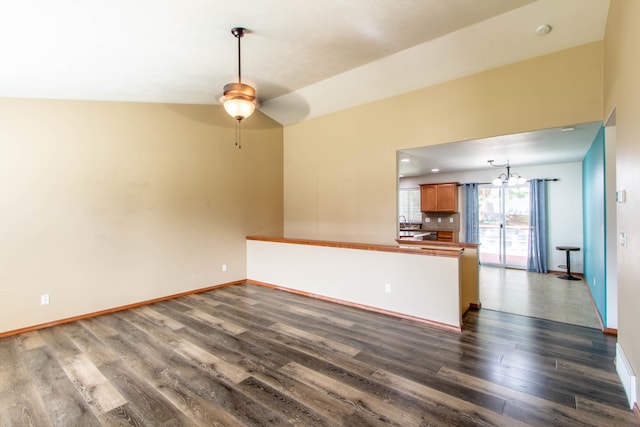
[235,120,242,149]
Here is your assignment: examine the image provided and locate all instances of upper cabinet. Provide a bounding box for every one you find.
[420,183,458,213]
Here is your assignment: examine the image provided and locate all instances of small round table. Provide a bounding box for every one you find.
[556,246,581,280]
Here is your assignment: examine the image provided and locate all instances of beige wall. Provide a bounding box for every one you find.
[284,42,603,245]
[0,98,283,333]
[604,0,640,406]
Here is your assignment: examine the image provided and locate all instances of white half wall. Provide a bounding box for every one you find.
[247,239,462,328]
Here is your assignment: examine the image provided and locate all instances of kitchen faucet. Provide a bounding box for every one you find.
[399,215,407,228]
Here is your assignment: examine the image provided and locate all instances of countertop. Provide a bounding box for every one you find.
[396,239,480,249]
[247,235,464,258]
[400,228,458,233]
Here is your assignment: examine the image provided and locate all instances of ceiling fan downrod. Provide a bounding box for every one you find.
[231,27,244,84]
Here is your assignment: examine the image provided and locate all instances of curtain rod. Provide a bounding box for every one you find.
[456,178,559,186]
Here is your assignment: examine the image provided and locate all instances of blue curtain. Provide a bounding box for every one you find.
[527,179,548,273]
[464,183,479,243]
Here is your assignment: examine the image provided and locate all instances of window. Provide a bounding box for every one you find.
[398,188,422,224]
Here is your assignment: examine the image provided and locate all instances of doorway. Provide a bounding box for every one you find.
[478,185,530,268]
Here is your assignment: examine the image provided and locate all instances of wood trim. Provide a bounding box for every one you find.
[396,239,479,249]
[584,284,618,336]
[247,235,463,258]
[0,280,243,339]
[246,279,463,334]
[581,275,609,334]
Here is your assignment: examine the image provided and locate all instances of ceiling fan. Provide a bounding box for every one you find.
[220,27,259,148]
[216,26,310,141]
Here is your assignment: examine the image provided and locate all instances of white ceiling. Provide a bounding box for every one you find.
[398,121,603,177]
[0,0,609,126]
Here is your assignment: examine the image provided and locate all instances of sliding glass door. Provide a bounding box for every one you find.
[478,185,530,268]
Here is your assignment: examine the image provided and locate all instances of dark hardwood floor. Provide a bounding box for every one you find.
[0,283,636,426]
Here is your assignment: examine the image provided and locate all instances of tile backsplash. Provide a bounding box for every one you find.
[423,212,460,231]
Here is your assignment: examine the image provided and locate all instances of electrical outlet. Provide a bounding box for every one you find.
[385,283,391,294]
[41,294,49,306]
[222,264,227,272]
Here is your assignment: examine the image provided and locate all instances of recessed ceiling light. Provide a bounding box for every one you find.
[561,126,575,132]
[535,24,552,36]
[400,158,410,162]
[431,168,440,173]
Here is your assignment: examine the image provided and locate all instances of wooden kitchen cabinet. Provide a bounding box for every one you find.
[421,185,438,212]
[420,183,458,213]
[437,231,458,242]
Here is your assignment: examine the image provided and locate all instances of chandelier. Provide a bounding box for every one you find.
[488,160,526,186]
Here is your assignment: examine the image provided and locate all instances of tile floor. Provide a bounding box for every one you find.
[479,266,602,329]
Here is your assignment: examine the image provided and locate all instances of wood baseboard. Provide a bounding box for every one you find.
[579,274,617,336]
[2,278,464,337]
[462,303,481,317]
[246,279,462,334]
[0,280,243,339]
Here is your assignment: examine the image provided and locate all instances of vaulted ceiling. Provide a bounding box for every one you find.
[0,0,609,125]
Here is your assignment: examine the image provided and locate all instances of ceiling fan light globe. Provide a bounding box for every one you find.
[222,82,257,120]
[223,98,256,121]
[517,176,527,185]
[492,177,503,186]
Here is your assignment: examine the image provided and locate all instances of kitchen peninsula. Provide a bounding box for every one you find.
[246,235,480,332]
